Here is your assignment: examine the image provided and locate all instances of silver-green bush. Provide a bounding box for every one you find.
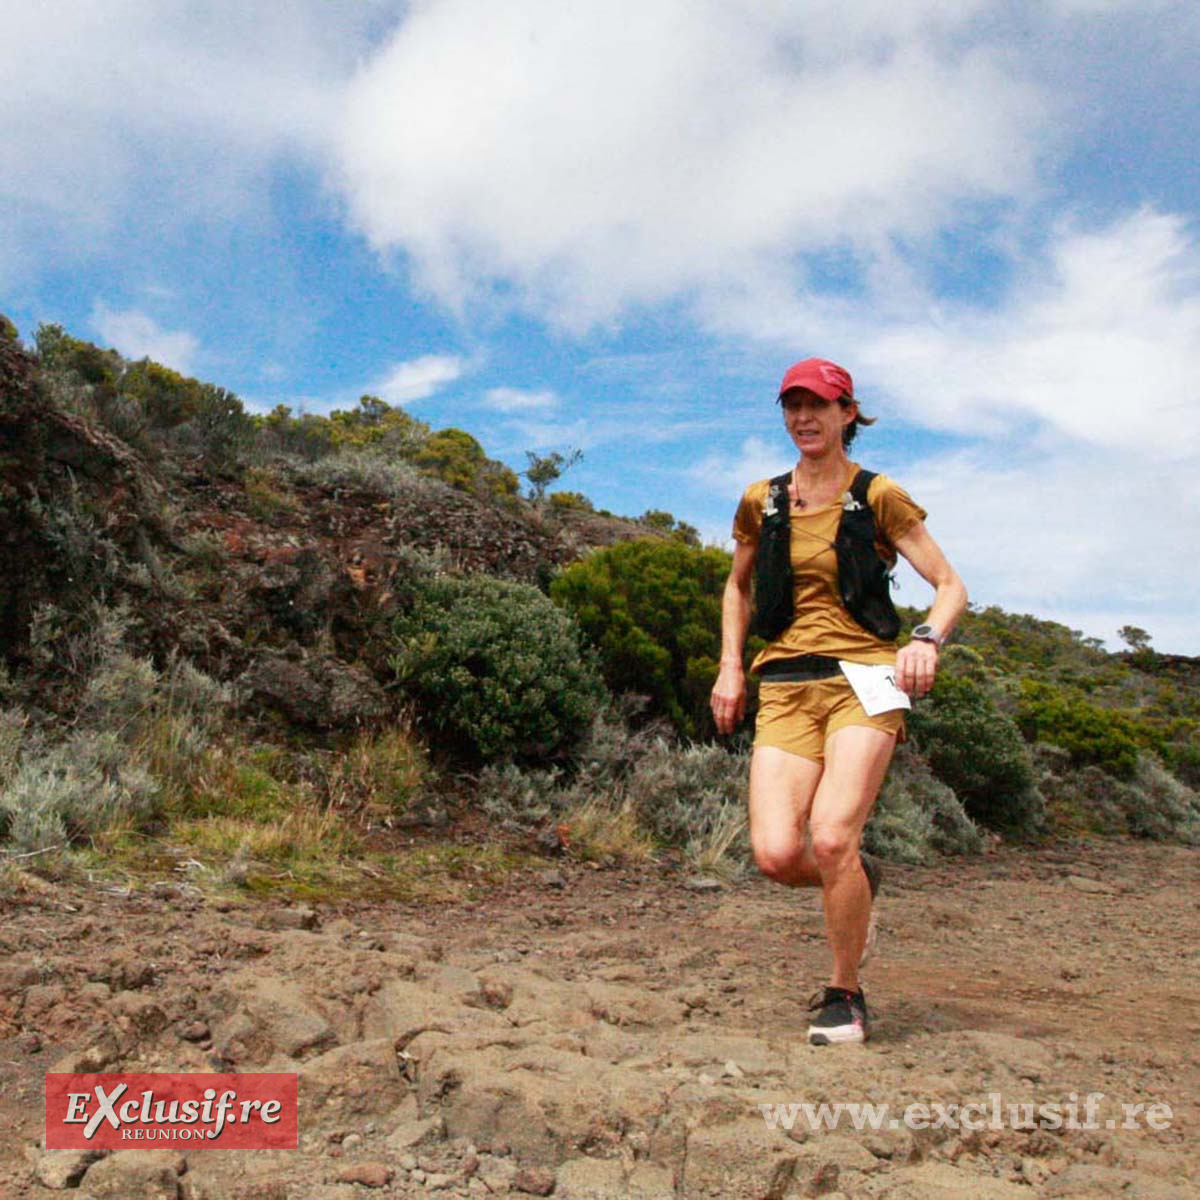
[1036,745,1200,843]
[0,605,230,852]
[290,451,449,504]
[478,712,748,866]
[866,743,984,863]
[1126,754,1200,843]
[479,712,981,868]
[1,731,159,852]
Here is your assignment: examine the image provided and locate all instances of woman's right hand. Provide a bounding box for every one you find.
[710,664,747,734]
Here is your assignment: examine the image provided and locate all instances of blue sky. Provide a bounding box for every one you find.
[3,1,1199,651]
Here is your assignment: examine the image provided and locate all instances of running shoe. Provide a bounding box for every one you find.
[807,986,870,1046]
[859,850,882,968]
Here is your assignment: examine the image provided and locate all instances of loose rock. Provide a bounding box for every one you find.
[336,1160,394,1188]
[513,1164,557,1195]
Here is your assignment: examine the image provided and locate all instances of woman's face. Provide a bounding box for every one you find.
[781,388,856,457]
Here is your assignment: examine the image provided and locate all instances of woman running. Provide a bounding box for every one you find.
[710,357,967,1045]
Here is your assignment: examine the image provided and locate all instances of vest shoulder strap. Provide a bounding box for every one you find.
[764,471,792,521]
[848,467,876,505]
[845,467,897,557]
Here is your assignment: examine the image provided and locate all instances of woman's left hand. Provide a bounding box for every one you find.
[896,639,939,698]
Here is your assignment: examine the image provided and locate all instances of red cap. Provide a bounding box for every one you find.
[777,358,853,402]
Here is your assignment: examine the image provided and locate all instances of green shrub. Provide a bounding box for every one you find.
[120,360,206,430]
[1125,754,1200,842]
[182,384,256,471]
[0,603,229,849]
[477,708,987,869]
[620,738,748,862]
[908,649,1045,835]
[0,708,28,789]
[550,539,730,737]
[1035,745,1200,842]
[391,574,605,761]
[478,710,747,868]
[954,604,1112,677]
[478,760,564,827]
[329,395,430,457]
[1033,744,1126,836]
[1161,725,1200,788]
[637,509,700,546]
[414,427,519,497]
[257,405,336,461]
[22,481,137,622]
[244,467,298,521]
[35,324,122,388]
[548,490,594,512]
[33,325,160,456]
[1016,680,1143,778]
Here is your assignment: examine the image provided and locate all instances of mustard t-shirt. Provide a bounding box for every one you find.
[731,464,927,670]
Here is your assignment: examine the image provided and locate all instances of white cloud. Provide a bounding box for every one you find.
[90,303,199,374]
[483,387,559,413]
[683,207,1200,653]
[335,0,1044,327]
[0,2,381,284]
[1051,0,1181,14]
[855,209,1200,461]
[494,416,593,456]
[897,443,1200,652]
[372,354,465,404]
[689,435,790,500]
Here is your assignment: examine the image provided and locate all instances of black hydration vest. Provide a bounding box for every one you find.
[749,468,901,643]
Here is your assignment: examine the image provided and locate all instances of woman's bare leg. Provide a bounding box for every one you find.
[808,724,897,992]
[748,745,824,886]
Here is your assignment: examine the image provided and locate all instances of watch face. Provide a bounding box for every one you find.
[912,624,940,643]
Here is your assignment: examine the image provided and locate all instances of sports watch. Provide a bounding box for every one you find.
[911,624,943,647]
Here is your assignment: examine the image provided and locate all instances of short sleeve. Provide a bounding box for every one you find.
[868,475,927,547]
[732,480,768,545]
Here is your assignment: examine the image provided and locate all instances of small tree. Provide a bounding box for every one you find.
[524,448,582,501]
[1118,625,1152,653]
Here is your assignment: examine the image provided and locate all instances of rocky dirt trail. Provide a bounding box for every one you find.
[1,840,1197,1199]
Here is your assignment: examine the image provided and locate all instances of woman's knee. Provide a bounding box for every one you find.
[809,825,860,875]
[751,832,806,882]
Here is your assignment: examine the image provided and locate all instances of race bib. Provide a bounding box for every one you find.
[838,661,912,716]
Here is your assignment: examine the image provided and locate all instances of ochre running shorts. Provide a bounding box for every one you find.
[754,674,905,763]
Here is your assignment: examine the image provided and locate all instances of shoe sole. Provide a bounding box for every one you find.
[808,1022,867,1046]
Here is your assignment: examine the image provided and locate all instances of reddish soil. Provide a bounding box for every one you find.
[1,838,1196,1198]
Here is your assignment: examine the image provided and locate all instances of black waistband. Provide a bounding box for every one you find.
[758,655,842,682]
